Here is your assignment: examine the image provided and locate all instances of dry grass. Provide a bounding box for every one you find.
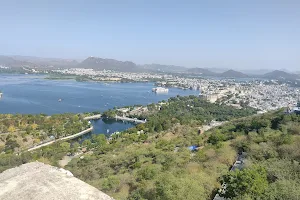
[186,162,201,174]
[112,184,130,200]
[161,132,177,141]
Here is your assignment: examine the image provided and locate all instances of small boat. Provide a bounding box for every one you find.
[58,99,62,102]
[152,87,169,93]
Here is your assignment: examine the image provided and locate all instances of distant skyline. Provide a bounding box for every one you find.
[0,0,299,70]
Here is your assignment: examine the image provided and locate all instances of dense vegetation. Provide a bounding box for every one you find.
[64,96,257,199]
[144,96,256,130]
[104,95,257,132]
[66,125,235,200]
[0,95,299,200]
[67,107,300,199]
[212,111,300,200]
[0,113,89,153]
[0,140,77,172]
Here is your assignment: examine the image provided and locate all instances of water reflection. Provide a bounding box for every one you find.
[73,118,135,143]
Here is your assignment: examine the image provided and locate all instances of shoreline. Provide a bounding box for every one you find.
[0,74,200,115]
[27,127,94,152]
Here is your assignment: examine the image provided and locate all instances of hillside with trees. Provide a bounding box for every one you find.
[211,111,300,199]
[66,109,300,200]
[0,96,299,200]
[0,113,89,153]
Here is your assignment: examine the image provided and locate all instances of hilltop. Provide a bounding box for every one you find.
[77,56,139,72]
[0,55,78,69]
[0,162,114,200]
[263,70,300,80]
[11,55,79,68]
[186,68,249,78]
[140,64,187,73]
[220,69,248,78]
[0,55,34,68]
[186,67,218,76]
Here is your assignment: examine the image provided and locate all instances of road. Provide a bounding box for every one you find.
[83,114,102,120]
[115,115,146,123]
[27,127,93,151]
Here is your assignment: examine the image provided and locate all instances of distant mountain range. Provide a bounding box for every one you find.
[140,64,186,73]
[11,55,79,68]
[0,55,78,68]
[187,68,218,76]
[262,70,300,80]
[220,69,249,78]
[0,55,299,80]
[0,55,33,67]
[187,68,249,78]
[78,56,139,72]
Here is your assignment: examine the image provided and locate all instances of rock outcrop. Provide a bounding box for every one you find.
[0,162,114,200]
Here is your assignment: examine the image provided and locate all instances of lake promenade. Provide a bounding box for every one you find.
[27,127,93,151]
[115,115,146,123]
[83,114,102,120]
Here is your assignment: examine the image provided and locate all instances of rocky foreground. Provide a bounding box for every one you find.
[0,162,114,200]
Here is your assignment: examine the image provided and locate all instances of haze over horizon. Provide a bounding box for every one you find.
[1,0,299,70]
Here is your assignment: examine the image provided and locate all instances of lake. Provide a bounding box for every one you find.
[0,74,198,114]
[78,118,136,140]
[0,74,199,134]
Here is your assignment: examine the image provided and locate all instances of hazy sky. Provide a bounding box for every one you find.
[0,0,299,70]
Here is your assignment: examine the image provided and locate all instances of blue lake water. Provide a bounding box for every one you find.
[0,74,199,134]
[0,74,198,114]
[78,118,135,140]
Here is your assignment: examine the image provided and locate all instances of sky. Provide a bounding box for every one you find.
[0,0,299,70]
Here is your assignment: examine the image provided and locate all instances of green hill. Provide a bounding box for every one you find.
[1,96,299,200]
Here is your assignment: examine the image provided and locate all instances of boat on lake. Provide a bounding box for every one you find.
[152,87,169,93]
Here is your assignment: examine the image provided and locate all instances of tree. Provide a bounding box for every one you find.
[92,134,106,146]
[102,176,120,192]
[155,124,163,132]
[5,139,20,153]
[7,125,16,133]
[136,165,159,181]
[82,139,92,150]
[31,123,38,130]
[208,132,226,145]
[71,142,80,154]
[155,173,207,200]
[220,166,268,199]
[60,142,70,152]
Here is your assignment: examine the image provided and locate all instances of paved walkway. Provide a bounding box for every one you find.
[115,115,146,123]
[27,127,93,151]
[83,114,102,120]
